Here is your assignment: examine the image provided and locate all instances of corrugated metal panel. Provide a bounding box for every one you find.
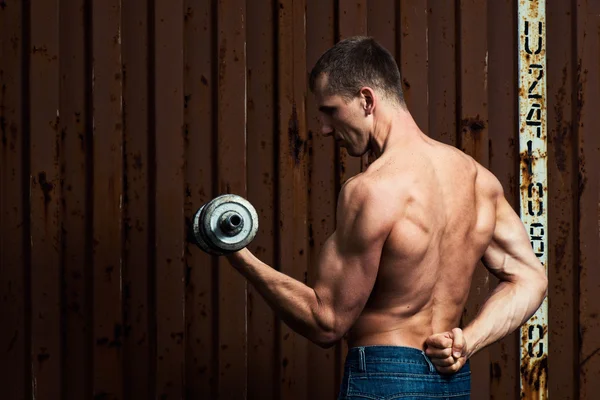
[278,1,309,398]
[488,0,520,397]
[306,1,339,399]
[184,0,217,397]
[29,0,62,398]
[0,1,29,399]
[458,1,491,398]
[92,0,124,397]
[154,0,186,397]
[246,1,277,398]
[1,0,600,399]
[60,0,90,398]
[122,0,151,398]
[428,0,457,146]
[216,1,248,398]
[577,1,600,398]
[547,0,577,398]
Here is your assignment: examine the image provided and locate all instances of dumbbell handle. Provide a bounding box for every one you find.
[219,211,244,236]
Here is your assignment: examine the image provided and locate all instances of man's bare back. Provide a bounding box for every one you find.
[346,135,498,350]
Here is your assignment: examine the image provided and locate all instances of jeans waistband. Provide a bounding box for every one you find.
[345,346,436,373]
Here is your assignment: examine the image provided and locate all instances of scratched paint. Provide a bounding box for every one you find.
[518,0,548,398]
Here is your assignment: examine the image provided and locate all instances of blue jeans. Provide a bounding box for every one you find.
[338,346,471,399]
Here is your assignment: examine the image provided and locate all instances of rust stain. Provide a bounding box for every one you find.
[170,331,183,344]
[288,102,304,165]
[490,362,502,380]
[520,355,548,395]
[219,39,227,84]
[32,45,57,62]
[37,350,50,363]
[578,153,587,197]
[38,171,54,206]
[552,66,569,172]
[461,116,486,134]
[576,61,585,118]
[519,148,534,189]
[0,79,6,141]
[184,7,193,21]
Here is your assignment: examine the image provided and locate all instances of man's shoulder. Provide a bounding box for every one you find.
[338,172,406,218]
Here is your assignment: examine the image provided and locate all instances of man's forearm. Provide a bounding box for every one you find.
[463,279,546,359]
[226,249,334,346]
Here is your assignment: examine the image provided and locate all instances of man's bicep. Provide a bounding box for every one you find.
[481,196,544,282]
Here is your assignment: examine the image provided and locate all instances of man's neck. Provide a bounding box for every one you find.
[369,108,419,158]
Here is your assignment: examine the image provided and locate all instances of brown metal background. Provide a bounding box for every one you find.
[0,0,597,399]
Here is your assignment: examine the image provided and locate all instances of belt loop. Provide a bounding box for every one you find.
[359,347,366,372]
[422,351,435,373]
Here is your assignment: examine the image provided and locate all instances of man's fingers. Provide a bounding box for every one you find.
[429,356,456,368]
[433,358,466,375]
[425,333,453,349]
[436,362,463,375]
[425,346,453,359]
[451,328,465,358]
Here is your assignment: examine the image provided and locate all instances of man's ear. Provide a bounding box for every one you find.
[360,87,376,115]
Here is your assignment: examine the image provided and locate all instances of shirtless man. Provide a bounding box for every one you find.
[224,36,548,398]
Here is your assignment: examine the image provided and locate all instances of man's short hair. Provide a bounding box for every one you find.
[309,36,406,106]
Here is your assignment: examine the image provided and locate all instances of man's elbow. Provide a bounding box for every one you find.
[537,270,548,299]
[519,268,548,302]
[312,316,345,349]
[313,331,342,349]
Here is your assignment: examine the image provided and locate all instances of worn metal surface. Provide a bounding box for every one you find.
[216,1,248,399]
[1,1,600,399]
[246,0,277,397]
[29,0,62,398]
[59,0,90,398]
[0,1,28,399]
[92,1,124,398]
[458,0,491,398]
[546,0,577,397]
[338,1,366,181]
[122,0,152,398]
[400,0,428,134]
[183,0,217,397]
[488,0,520,397]
[306,1,339,398]
[278,1,309,398]
[518,1,549,398]
[428,0,457,147]
[154,0,186,398]
[577,1,600,398]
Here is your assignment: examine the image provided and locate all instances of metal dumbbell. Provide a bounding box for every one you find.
[191,194,259,255]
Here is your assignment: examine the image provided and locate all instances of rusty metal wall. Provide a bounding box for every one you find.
[0,0,597,399]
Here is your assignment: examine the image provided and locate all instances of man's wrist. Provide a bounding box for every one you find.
[462,326,480,360]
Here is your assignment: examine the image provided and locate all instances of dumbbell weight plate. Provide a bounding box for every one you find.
[192,204,226,255]
[201,194,259,253]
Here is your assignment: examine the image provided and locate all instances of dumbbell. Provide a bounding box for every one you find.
[191,194,259,255]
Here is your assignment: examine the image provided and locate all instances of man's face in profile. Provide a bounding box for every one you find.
[313,74,371,157]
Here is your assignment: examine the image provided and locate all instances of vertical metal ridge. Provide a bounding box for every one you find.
[271,0,282,396]
[454,0,462,151]
[210,0,220,398]
[83,0,94,397]
[570,0,580,397]
[21,0,33,397]
[146,0,157,397]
